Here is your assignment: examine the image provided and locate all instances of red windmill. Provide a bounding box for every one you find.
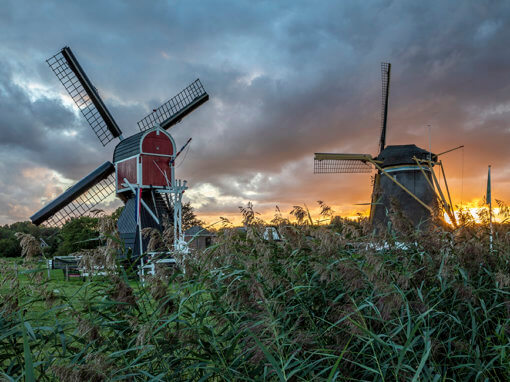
[30,46,209,257]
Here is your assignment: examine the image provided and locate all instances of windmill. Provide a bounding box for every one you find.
[314,63,458,228]
[30,46,209,256]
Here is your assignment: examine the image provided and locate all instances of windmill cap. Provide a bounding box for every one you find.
[376,144,437,167]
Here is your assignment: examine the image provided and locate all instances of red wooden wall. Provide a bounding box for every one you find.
[141,155,171,186]
[117,157,137,189]
[141,131,174,155]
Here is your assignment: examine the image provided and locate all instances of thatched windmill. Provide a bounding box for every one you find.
[314,63,458,228]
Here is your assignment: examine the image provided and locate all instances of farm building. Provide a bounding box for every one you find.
[184,226,215,250]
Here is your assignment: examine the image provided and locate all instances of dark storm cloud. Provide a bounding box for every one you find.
[0,63,71,148]
[0,60,115,177]
[1,0,510,224]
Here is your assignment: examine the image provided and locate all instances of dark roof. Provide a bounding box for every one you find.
[113,131,145,162]
[184,225,215,237]
[30,161,115,225]
[376,144,437,167]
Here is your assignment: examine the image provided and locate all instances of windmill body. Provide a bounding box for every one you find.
[370,144,438,227]
[314,63,453,228]
[30,46,209,256]
[113,128,177,255]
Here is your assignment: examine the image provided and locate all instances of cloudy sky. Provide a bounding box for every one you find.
[1,0,510,225]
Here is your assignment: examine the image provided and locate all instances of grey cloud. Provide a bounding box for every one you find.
[1,0,510,223]
[0,62,113,177]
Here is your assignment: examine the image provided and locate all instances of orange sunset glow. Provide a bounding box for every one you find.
[0,2,509,230]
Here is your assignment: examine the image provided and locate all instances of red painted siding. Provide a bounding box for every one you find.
[117,157,137,189]
[141,131,173,155]
[141,155,172,186]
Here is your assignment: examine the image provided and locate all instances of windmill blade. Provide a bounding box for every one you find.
[30,162,116,227]
[379,62,391,154]
[314,153,374,174]
[47,47,123,146]
[137,79,209,132]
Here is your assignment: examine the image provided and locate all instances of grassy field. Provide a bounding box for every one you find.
[1,215,510,381]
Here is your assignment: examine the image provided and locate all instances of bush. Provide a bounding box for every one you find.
[54,216,99,257]
[0,237,20,257]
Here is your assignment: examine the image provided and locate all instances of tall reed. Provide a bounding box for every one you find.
[1,205,509,380]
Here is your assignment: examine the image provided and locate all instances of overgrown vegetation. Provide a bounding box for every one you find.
[0,221,58,258]
[1,202,510,380]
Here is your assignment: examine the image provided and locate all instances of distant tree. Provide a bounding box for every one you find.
[157,201,204,230]
[1,221,59,258]
[0,237,20,257]
[182,202,205,230]
[9,221,39,237]
[54,216,99,257]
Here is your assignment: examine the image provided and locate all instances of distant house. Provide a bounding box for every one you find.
[263,226,281,241]
[184,226,215,251]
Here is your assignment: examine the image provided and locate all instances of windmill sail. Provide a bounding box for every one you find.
[379,62,391,154]
[137,79,209,132]
[30,162,116,227]
[47,47,123,146]
[314,153,374,174]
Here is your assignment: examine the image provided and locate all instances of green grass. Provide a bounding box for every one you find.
[0,258,127,318]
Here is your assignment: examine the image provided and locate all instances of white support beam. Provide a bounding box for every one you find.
[122,178,160,225]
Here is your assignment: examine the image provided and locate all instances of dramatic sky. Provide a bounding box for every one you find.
[1,0,510,225]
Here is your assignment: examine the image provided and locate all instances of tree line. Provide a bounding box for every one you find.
[0,203,203,258]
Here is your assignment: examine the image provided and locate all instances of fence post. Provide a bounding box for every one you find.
[65,265,69,281]
[47,260,51,280]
